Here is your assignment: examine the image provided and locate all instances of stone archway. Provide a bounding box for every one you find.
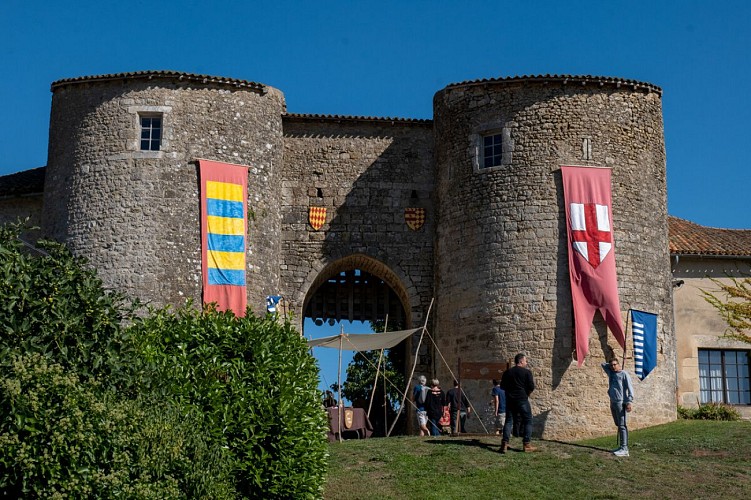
[302,254,416,436]
[302,254,414,328]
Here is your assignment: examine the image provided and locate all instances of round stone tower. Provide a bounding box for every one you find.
[42,71,285,312]
[432,75,674,439]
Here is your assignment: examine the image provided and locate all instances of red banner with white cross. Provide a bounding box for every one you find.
[562,165,625,366]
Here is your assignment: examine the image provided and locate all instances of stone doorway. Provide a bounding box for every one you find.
[303,254,413,435]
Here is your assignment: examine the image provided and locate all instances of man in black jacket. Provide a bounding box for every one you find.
[500,353,536,453]
[446,380,471,434]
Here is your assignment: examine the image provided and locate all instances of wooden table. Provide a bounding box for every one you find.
[326,407,373,442]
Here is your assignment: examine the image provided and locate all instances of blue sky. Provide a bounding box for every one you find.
[2,0,749,397]
[1,1,748,229]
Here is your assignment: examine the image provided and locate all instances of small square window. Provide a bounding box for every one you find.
[482,133,503,169]
[140,115,162,151]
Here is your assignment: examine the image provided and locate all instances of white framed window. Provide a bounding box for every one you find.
[126,105,171,158]
[699,349,751,405]
[140,114,162,151]
[471,126,513,173]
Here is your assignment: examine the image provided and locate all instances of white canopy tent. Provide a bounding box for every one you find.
[307,315,492,438]
[306,328,420,351]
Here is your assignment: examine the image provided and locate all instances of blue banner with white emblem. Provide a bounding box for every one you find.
[631,309,657,380]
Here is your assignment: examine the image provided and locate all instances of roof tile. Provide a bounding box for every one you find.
[0,167,45,197]
[668,216,751,256]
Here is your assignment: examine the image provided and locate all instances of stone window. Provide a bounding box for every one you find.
[699,349,750,405]
[471,127,512,173]
[140,114,162,151]
[482,133,503,168]
[128,105,171,157]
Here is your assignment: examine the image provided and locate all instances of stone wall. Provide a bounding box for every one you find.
[280,116,435,340]
[0,71,677,440]
[0,195,42,227]
[42,76,285,313]
[433,79,674,439]
[0,195,43,241]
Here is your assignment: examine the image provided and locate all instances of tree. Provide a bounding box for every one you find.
[339,319,407,435]
[341,349,405,436]
[702,276,751,344]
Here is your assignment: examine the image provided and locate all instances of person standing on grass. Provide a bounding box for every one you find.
[424,379,445,437]
[602,357,634,457]
[413,375,430,437]
[500,353,536,453]
[492,378,506,435]
[446,379,471,434]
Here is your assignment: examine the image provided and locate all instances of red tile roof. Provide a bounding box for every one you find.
[669,216,751,257]
[444,74,662,96]
[283,113,432,125]
[0,167,45,197]
[51,70,267,94]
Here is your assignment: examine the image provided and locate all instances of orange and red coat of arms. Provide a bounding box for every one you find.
[309,206,327,230]
[404,208,426,231]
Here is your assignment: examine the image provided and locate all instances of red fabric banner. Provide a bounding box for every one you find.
[199,159,248,317]
[561,166,625,366]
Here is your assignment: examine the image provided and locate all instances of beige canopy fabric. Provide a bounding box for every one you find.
[306,328,420,351]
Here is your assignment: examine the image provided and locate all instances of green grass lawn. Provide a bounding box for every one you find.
[324,420,750,499]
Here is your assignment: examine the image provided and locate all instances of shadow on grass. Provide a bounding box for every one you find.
[539,438,612,453]
[421,436,613,454]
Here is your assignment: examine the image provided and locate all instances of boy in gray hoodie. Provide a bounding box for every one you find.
[602,358,634,457]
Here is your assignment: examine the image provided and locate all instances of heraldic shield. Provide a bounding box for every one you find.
[309,206,326,231]
[343,408,354,429]
[404,207,426,231]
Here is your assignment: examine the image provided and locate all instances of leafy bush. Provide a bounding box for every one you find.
[677,405,694,419]
[128,306,329,498]
[0,353,234,498]
[677,403,741,421]
[0,223,329,497]
[0,222,136,384]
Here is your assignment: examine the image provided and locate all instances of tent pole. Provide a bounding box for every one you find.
[338,324,343,443]
[383,315,389,436]
[367,315,388,421]
[383,366,387,436]
[387,298,434,437]
[367,350,383,419]
[455,357,462,435]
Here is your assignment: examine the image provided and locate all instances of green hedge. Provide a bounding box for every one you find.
[129,306,329,498]
[0,223,328,497]
[0,353,234,498]
[677,403,741,421]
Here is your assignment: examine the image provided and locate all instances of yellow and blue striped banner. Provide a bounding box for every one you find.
[199,160,248,316]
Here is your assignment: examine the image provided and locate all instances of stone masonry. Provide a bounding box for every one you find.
[4,71,675,439]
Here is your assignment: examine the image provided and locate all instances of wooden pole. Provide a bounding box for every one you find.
[383,366,388,436]
[622,310,630,369]
[387,298,434,437]
[367,350,383,419]
[337,324,343,443]
[382,315,389,436]
[367,315,388,421]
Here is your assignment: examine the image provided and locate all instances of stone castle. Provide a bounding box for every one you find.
[0,71,675,438]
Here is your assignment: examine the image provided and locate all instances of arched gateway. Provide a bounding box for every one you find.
[300,254,414,329]
[38,71,675,440]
